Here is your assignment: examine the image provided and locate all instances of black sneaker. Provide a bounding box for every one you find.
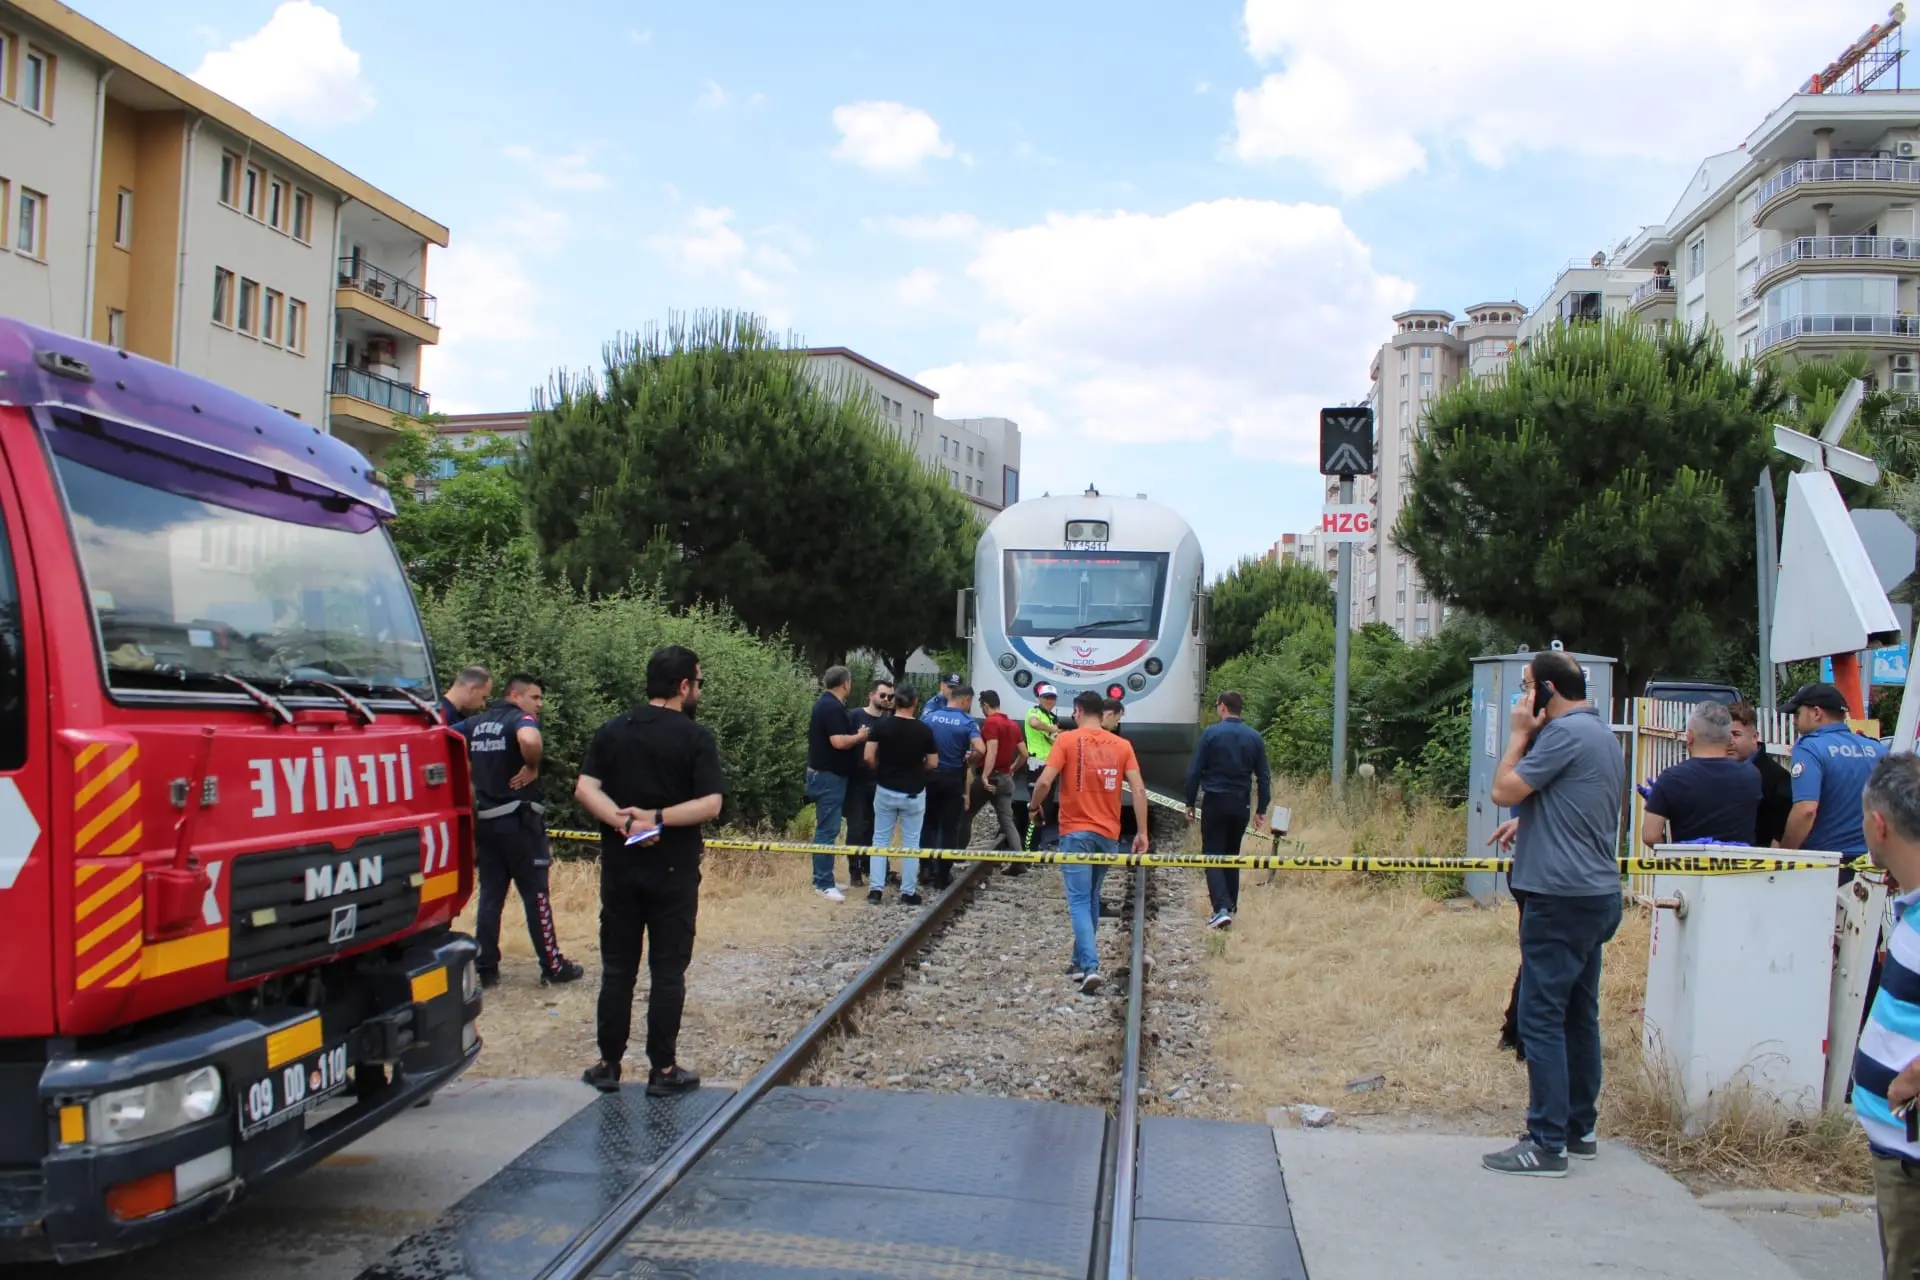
[1001,863,1027,877]
[849,875,866,888]
[1078,971,1105,996]
[541,959,585,985]
[1481,1137,1567,1178]
[647,1064,701,1097]
[867,888,884,905]
[899,891,924,906]
[1098,901,1121,919]
[581,1061,621,1093]
[1566,1132,1598,1160]
[477,967,500,990]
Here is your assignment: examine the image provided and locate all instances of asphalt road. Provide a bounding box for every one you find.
[14,1078,591,1280]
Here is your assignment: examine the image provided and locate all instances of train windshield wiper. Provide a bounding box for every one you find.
[1047,617,1147,647]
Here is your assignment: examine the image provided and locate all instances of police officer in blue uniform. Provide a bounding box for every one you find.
[457,673,583,988]
[1782,682,1886,870]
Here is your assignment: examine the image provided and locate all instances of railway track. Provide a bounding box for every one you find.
[534,805,1184,1280]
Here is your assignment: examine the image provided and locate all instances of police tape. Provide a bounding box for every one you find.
[540,826,1859,875]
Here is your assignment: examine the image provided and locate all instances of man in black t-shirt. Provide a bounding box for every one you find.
[574,646,726,1096]
[1640,701,1762,846]
[1730,701,1795,847]
[844,679,893,888]
[805,666,870,902]
[863,684,939,905]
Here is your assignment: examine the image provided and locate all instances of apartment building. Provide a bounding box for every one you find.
[1516,255,1653,349]
[438,349,1025,517]
[1318,304,1523,639]
[797,347,1022,515]
[0,0,445,460]
[1267,531,1322,568]
[1554,15,1920,392]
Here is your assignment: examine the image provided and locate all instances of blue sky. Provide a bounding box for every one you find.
[77,0,1884,569]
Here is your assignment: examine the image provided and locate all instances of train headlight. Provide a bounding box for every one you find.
[1127,673,1147,692]
[1013,670,1033,689]
[1144,658,1163,676]
[998,653,1017,672]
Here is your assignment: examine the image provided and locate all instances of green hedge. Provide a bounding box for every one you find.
[417,553,814,831]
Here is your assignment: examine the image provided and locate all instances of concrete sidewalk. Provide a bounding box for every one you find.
[1273,1127,1878,1280]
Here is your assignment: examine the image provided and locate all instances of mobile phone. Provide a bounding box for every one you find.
[1532,680,1554,715]
[624,825,661,846]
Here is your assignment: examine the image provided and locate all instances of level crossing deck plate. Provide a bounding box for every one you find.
[355,1087,731,1280]
[1131,1116,1308,1279]
[592,1087,1107,1278]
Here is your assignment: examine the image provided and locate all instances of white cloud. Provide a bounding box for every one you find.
[895,268,942,305]
[647,207,797,327]
[873,212,983,242]
[425,203,573,414]
[502,145,609,192]
[1232,0,1870,195]
[697,80,731,110]
[831,101,956,172]
[625,27,652,45]
[190,1,374,131]
[930,199,1412,462]
[650,206,747,273]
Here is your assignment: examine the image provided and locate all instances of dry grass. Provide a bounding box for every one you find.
[453,843,845,1079]
[1205,777,1872,1194]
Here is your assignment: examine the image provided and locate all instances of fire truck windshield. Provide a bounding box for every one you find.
[52,452,432,695]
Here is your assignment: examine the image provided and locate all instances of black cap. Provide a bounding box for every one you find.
[943,672,963,687]
[1782,683,1849,715]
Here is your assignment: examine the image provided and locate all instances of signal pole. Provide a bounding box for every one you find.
[1318,406,1376,800]
[1332,472,1353,798]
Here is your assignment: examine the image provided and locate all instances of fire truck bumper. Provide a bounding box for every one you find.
[0,932,481,1264]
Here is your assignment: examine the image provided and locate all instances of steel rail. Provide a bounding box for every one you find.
[535,857,994,1280]
[1104,865,1150,1280]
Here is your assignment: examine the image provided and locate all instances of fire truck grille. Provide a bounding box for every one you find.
[227,829,425,982]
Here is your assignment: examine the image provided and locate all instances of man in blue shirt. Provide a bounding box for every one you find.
[1184,691,1273,929]
[924,673,963,714]
[921,684,985,890]
[1782,682,1885,865]
[1852,752,1920,1275]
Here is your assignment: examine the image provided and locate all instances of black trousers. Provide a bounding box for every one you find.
[475,808,563,974]
[1200,796,1249,914]
[596,856,701,1072]
[923,770,967,887]
[844,779,875,882]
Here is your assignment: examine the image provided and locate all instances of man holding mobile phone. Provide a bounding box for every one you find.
[1481,650,1624,1179]
[574,646,726,1097]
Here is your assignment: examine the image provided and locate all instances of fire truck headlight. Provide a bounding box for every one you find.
[90,1066,225,1145]
[460,959,479,1003]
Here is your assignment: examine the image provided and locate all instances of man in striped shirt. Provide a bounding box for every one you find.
[1856,752,1920,1278]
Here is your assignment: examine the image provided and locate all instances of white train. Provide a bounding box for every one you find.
[960,488,1207,792]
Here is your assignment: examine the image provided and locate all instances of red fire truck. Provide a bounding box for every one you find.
[0,319,479,1263]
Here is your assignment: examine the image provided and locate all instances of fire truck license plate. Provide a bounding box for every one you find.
[240,1044,350,1139]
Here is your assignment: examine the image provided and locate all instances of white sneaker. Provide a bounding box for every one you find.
[818,886,846,903]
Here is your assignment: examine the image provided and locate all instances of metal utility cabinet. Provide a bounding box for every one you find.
[1465,646,1616,905]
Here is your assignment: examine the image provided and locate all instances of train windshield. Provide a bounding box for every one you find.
[1004,550,1168,640]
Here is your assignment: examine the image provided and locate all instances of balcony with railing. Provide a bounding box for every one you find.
[1750,235,1920,293]
[1754,158,1920,224]
[330,364,430,421]
[1628,276,1676,312]
[1754,312,1920,355]
[336,257,438,328]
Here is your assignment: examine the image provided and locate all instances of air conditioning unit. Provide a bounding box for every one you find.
[1901,140,1919,158]
[1896,239,1913,256]
[1896,354,1916,373]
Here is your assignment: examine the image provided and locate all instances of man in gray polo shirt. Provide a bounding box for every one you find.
[1483,649,1625,1178]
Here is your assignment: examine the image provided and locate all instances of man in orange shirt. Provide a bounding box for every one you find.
[1031,691,1151,995]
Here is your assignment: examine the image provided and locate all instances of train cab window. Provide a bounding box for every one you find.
[1003,549,1167,641]
[0,509,25,770]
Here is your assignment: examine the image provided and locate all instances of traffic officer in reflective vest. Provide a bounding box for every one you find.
[1024,684,1063,848]
[457,673,583,988]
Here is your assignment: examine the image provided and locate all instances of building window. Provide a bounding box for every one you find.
[1687,238,1705,277]
[106,308,125,348]
[22,45,50,117]
[291,189,312,243]
[212,268,234,325]
[1420,346,1433,362]
[940,434,948,454]
[16,188,45,259]
[0,30,11,101]
[1420,372,1434,387]
[286,298,306,353]
[268,179,287,232]
[1416,618,1431,636]
[219,152,240,207]
[1396,589,1406,603]
[1416,588,1429,605]
[244,164,264,220]
[237,278,259,333]
[261,288,283,344]
[1399,400,1409,421]
[112,187,132,249]
[966,446,974,464]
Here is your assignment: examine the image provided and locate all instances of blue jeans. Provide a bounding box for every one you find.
[871,786,925,895]
[806,769,847,890]
[1057,831,1116,974]
[1518,891,1623,1152]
